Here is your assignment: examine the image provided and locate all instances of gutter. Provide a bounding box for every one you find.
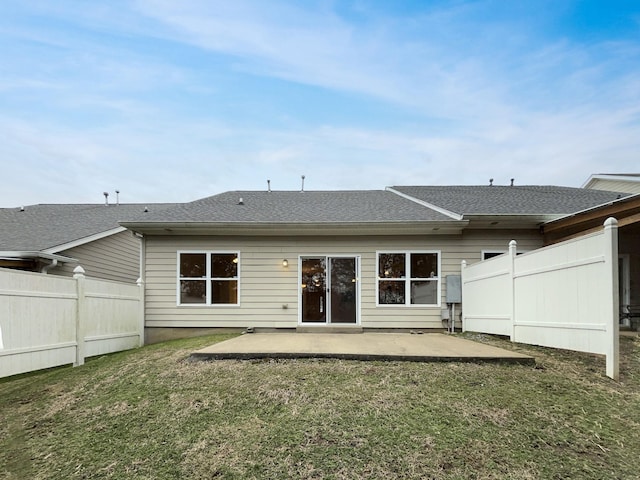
[41,258,58,274]
[0,251,77,263]
[119,220,470,236]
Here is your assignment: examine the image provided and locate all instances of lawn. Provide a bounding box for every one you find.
[1,333,639,479]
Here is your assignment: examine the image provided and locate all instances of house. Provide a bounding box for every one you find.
[582,173,640,195]
[119,185,628,342]
[0,202,175,283]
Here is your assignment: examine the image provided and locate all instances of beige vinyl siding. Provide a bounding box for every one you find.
[144,230,543,329]
[52,231,141,283]
[586,179,640,194]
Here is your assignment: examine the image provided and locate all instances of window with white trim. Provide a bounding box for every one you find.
[377,252,440,306]
[178,252,239,305]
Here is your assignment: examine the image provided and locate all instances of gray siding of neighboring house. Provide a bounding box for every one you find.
[52,230,141,283]
[586,179,640,195]
[143,230,543,330]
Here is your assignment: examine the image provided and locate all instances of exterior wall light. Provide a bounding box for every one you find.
[282,259,289,268]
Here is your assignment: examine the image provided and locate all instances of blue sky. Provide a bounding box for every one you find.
[1,0,639,206]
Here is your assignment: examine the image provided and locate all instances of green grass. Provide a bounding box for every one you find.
[1,333,639,479]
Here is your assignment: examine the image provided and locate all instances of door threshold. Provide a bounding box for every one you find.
[296,325,363,334]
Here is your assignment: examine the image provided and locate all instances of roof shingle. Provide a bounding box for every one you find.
[390,185,628,215]
[128,190,456,224]
[0,203,175,251]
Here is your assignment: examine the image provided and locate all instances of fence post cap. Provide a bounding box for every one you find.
[72,266,86,278]
[604,217,618,228]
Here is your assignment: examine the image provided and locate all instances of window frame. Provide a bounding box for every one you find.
[376,250,441,307]
[176,250,241,307]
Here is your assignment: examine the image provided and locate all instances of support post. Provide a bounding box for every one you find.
[73,266,86,367]
[603,218,619,380]
[137,277,145,347]
[508,240,517,342]
[460,260,466,332]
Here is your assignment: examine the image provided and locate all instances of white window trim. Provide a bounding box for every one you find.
[176,250,241,307]
[375,250,441,307]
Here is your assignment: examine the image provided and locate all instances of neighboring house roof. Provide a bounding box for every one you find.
[581,173,640,194]
[0,203,175,255]
[543,191,640,244]
[120,190,467,236]
[389,185,627,215]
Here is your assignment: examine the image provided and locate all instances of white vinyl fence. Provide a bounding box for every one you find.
[0,266,144,378]
[462,218,619,379]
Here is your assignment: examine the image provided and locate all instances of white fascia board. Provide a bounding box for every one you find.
[0,251,77,262]
[119,221,468,236]
[384,187,464,220]
[43,226,127,254]
[581,174,640,188]
[464,214,561,229]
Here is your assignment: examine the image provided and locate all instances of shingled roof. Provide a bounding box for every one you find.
[124,190,457,224]
[389,185,628,216]
[0,203,175,252]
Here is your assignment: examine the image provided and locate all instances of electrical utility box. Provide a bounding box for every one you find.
[446,275,462,304]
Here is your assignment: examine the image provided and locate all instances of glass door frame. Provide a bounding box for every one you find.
[298,254,361,326]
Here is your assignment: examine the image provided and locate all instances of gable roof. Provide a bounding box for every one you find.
[582,173,640,187]
[120,190,466,235]
[389,185,627,216]
[0,203,175,253]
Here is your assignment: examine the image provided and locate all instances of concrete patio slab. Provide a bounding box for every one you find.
[190,333,534,364]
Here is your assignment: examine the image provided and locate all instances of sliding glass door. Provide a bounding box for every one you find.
[301,256,358,324]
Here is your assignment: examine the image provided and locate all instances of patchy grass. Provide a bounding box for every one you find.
[1,333,639,479]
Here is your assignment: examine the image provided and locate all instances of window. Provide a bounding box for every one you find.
[178,252,239,305]
[377,252,440,306]
[481,250,526,260]
[482,251,504,260]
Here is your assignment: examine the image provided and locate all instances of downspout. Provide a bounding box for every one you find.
[41,258,58,274]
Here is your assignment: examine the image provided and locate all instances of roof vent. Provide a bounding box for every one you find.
[301,175,305,192]
[144,206,148,213]
[115,189,120,206]
[19,206,24,212]
[489,178,494,186]
[103,191,109,205]
[510,178,514,187]
[238,197,244,205]
[267,180,271,193]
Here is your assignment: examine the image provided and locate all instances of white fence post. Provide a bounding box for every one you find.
[509,240,517,342]
[73,266,86,367]
[604,218,619,380]
[137,277,145,347]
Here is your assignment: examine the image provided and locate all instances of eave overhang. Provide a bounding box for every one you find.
[119,220,469,236]
[463,214,561,230]
[0,251,77,263]
[542,193,640,244]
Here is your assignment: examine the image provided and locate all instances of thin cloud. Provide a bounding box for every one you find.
[0,0,638,206]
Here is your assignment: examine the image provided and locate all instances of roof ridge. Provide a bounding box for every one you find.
[385,187,463,220]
